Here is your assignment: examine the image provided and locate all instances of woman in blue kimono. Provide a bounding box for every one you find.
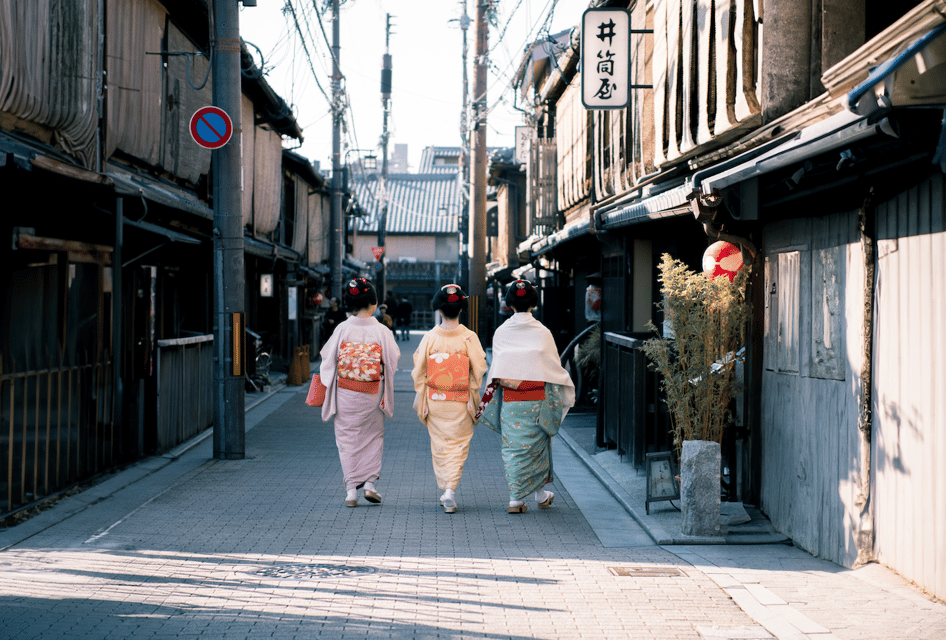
[477,279,575,513]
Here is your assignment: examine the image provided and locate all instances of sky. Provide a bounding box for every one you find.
[238,0,592,173]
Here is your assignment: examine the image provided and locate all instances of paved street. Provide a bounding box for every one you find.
[1,333,944,639]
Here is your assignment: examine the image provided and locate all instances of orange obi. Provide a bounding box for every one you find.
[500,379,546,402]
[426,352,470,401]
[337,342,382,394]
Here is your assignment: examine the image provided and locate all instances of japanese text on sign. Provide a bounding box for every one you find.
[581,8,630,110]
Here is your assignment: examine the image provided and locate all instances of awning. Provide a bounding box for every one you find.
[302,264,331,277]
[486,263,516,280]
[107,163,214,220]
[597,182,694,231]
[696,110,898,195]
[847,21,946,116]
[244,236,301,262]
[532,216,593,255]
[123,217,201,244]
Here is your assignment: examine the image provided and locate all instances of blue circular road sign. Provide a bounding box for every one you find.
[190,106,233,149]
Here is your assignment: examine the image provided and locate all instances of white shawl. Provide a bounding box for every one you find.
[487,312,575,411]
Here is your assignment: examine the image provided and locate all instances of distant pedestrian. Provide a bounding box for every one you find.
[411,285,488,513]
[379,304,394,330]
[477,279,575,513]
[318,278,400,508]
[396,296,413,341]
[322,297,347,341]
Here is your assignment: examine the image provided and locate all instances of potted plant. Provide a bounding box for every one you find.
[641,252,751,537]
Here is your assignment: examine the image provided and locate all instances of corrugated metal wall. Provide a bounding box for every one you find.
[872,173,946,601]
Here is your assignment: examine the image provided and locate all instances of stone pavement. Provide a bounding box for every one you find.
[1,331,944,640]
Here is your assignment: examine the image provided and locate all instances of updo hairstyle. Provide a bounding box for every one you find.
[504,279,538,313]
[343,278,378,311]
[431,284,469,319]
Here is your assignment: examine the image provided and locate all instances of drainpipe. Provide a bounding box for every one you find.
[854,189,875,567]
[113,197,123,456]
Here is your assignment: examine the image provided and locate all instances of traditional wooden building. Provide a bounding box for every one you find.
[0,0,348,518]
[508,0,946,600]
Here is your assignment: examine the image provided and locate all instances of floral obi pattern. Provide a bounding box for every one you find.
[338,342,382,393]
[426,352,470,402]
[500,379,546,402]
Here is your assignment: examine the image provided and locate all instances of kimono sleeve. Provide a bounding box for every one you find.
[411,333,431,422]
[537,383,567,437]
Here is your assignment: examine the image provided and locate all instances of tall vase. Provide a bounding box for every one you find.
[680,439,721,537]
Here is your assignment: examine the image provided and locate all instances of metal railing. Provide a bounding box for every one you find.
[1,353,118,514]
[155,335,213,452]
[601,332,672,468]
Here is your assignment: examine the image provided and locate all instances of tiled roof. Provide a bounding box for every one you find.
[419,147,463,174]
[351,172,461,235]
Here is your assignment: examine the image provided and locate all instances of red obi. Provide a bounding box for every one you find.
[337,342,382,394]
[500,379,546,402]
[426,352,470,401]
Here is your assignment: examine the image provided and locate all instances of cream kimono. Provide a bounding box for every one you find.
[411,325,488,491]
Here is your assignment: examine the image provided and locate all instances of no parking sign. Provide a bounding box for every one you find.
[190,106,233,149]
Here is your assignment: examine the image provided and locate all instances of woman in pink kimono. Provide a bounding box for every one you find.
[477,279,575,513]
[319,278,400,507]
[412,285,488,513]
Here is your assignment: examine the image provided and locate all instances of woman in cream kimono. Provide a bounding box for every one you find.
[320,278,400,507]
[477,279,575,513]
[412,285,488,513]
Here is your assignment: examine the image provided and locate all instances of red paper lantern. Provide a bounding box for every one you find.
[702,241,745,282]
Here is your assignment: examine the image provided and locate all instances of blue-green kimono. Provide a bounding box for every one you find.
[479,382,569,500]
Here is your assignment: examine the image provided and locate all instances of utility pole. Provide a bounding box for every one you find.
[469,0,489,336]
[458,0,471,290]
[378,14,393,300]
[212,0,245,459]
[330,0,344,300]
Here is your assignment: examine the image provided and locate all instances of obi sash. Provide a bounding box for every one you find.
[337,341,382,394]
[426,352,470,401]
[500,379,546,402]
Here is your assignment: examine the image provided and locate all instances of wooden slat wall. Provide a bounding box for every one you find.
[105,0,166,166]
[292,178,309,255]
[0,0,100,168]
[241,94,256,229]
[872,173,946,601]
[555,78,590,212]
[761,212,865,568]
[652,0,761,166]
[160,24,212,184]
[253,126,282,236]
[308,192,328,267]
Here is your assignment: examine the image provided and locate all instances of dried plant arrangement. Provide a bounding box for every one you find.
[642,254,752,451]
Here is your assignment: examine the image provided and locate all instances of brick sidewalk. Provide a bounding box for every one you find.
[0,332,943,639]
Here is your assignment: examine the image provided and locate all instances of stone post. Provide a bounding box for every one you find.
[680,440,721,537]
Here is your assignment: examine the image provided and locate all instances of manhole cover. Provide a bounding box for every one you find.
[254,563,377,580]
[608,566,683,577]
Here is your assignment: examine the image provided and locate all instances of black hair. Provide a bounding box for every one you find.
[343,278,378,311]
[504,279,538,312]
[432,284,469,319]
